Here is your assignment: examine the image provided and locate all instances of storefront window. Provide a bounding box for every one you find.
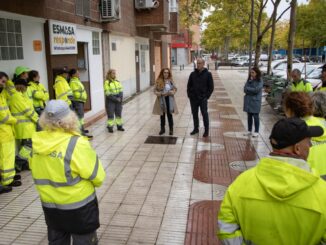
[0,18,23,60]
[92,32,100,55]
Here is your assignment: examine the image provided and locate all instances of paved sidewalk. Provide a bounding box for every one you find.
[0,65,278,245]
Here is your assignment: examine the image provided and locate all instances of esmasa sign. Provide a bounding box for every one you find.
[49,20,77,55]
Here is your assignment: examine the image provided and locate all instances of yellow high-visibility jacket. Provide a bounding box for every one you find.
[30,131,105,210]
[304,116,326,177]
[0,89,16,143]
[3,79,16,102]
[70,77,87,103]
[27,81,49,109]
[291,79,313,92]
[9,91,38,139]
[318,87,326,91]
[218,156,326,245]
[54,75,72,105]
[104,79,123,96]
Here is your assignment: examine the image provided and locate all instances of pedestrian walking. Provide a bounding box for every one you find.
[284,92,326,178]
[0,72,19,189]
[54,67,73,107]
[104,69,124,133]
[30,100,106,245]
[218,117,325,245]
[9,78,38,173]
[153,68,178,136]
[69,69,91,137]
[290,68,313,92]
[243,67,263,137]
[27,70,49,115]
[187,58,214,137]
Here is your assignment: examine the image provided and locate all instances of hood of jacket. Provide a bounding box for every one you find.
[195,68,208,74]
[255,156,319,201]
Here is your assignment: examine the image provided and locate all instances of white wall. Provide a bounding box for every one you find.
[0,11,48,89]
[177,48,189,66]
[135,37,150,91]
[109,34,137,98]
[76,26,104,119]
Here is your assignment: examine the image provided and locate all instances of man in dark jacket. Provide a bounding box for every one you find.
[187,58,214,137]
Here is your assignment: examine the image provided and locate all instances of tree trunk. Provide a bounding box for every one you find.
[255,36,263,67]
[287,0,297,81]
[267,2,279,75]
[248,0,255,73]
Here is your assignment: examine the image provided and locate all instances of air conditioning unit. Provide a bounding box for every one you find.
[101,0,121,21]
[135,0,159,10]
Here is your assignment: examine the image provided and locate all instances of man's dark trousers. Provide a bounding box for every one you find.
[190,98,209,131]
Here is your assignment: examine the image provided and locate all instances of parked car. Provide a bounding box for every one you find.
[306,64,324,89]
[271,59,301,76]
[260,54,269,61]
[261,59,300,75]
[273,62,305,78]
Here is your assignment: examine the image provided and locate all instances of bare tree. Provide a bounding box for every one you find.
[287,0,297,81]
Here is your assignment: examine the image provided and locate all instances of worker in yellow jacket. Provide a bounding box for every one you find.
[30,99,105,244]
[290,69,313,92]
[54,67,73,106]
[218,118,326,245]
[68,69,91,137]
[27,70,49,115]
[9,78,38,172]
[104,69,124,133]
[0,72,19,192]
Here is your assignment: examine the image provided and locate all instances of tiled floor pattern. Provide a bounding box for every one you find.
[0,66,278,245]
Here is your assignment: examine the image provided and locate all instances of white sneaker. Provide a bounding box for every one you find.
[252,132,259,137]
[244,132,252,136]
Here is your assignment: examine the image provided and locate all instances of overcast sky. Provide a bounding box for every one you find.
[266,0,308,19]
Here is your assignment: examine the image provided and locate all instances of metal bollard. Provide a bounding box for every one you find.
[215,61,218,70]
[180,65,182,71]
[207,64,210,70]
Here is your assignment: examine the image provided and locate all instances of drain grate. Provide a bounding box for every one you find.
[145,136,177,144]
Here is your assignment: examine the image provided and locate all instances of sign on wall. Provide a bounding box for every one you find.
[49,20,77,55]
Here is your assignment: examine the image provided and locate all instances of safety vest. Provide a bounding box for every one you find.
[218,156,326,245]
[304,116,326,177]
[70,77,87,103]
[104,79,123,96]
[291,79,313,92]
[0,89,16,143]
[30,131,106,210]
[27,81,49,109]
[9,91,38,139]
[54,75,72,105]
[3,79,16,102]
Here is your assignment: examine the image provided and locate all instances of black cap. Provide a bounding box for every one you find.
[57,66,68,75]
[14,78,29,86]
[270,118,324,149]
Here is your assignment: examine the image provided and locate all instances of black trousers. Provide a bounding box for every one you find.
[160,97,173,129]
[48,228,98,245]
[247,112,260,133]
[190,98,209,131]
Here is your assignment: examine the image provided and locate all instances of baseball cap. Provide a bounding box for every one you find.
[269,118,324,150]
[14,78,29,86]
[15,66,30,76]
[44,100,71,120]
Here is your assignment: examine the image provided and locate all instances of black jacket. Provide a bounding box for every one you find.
[187,68,214,101]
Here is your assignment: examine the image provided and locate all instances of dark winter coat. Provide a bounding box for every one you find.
[187,68,214,101]
[243,79,263,114]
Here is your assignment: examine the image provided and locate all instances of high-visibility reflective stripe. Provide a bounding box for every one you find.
[34,176,82,187]
[57,92,68,99]
[2,176,14,182]
[89,156,99,181]
[220,236,243,245]
[33,136,80,187]
[17,119,32,123]
[41,192,96,210]
[0,106,9,111]
[0,168,15,173]
[32,90,38,97]
[12,108,31,116]
[0,115,9,124]
[218,220,240,233]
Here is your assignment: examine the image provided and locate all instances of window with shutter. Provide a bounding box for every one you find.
[83,0,91,18]
[0,18,23,60]
[76,0,83,16]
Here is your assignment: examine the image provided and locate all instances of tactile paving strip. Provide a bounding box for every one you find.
[185,200,222,245]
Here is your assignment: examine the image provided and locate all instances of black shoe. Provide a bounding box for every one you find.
[169,130,173,136]
[203,131,209,137]
[0,185,12,194]
[14,175,21,181]
[190,129,199,135]
[159,128,165,135]
[83,129,89,133]
[8,180,22,187]
[117,126,125,131]
[85,134,93,139]
[107,127,114,133]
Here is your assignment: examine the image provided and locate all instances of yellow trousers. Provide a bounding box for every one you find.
[0,140,15,185]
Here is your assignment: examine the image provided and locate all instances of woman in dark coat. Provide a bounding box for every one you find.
[243,67,263,137]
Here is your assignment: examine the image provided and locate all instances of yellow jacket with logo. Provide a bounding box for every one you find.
[27,81,49,109]
[304,116,326,177]
[69,77,87,103]
[9,91,38,139]
[291,79,313,92]
[30,131,105,210]
[218,156,326,245]
[0,89,16,143]
[54,75,73,105]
